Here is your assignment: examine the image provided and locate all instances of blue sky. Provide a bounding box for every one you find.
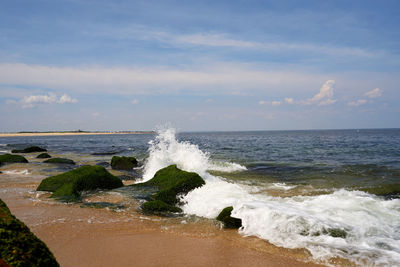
[0,0,399,131]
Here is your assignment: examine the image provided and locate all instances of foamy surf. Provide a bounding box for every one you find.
[142,128,400,266]
[3,169,30,175]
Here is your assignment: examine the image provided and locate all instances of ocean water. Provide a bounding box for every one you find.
[1,128,400,266]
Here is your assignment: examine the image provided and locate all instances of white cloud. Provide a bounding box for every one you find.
[302,80,337,106]
[131,99,139,104]
[59,94,78,104]
[175,33,256,48]
[258,100,282,106]
[12,93,78,108]
[271,101,282,106]
[365,88,382,98]
[107,26,374,58]
[348,99,367,107]
[284,97,294,104]
[0,63,328,96]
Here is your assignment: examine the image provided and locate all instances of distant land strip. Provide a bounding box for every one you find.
[0,131,155,137]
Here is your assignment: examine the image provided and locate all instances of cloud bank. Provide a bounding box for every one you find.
[12,93,78,108]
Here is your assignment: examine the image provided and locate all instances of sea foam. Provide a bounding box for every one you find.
[142,128,400,266]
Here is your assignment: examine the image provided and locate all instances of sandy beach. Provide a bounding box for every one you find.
[0,180,326,267]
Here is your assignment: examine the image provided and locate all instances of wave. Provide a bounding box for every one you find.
[141,128,245,182]
[142,127,400,266]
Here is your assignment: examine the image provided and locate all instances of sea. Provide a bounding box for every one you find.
[1,128,399,266]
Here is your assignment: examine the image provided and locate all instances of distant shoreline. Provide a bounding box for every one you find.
[0,131,155,137]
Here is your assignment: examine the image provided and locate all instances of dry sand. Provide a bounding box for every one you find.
[0,181,326,267]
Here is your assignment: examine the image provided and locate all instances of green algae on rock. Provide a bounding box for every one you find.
[37,153,51,159]
[141,200,182,214]
[135,165,205,215]
[11,146,47,153]
[37,165,123,201]
[43,158,75,165]
[110,156,138,170]
[0,154,28,164]
[216,206,242,229]
[0,198,59,267]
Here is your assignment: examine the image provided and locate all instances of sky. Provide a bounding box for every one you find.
[0,0,399,132]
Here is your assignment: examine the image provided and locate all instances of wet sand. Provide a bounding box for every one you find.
[0,181,326,267]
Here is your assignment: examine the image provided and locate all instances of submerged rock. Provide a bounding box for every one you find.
[43,158,75,165]
[37,165,123,201]
[0,154,28,164]
[37,153,51,159]
[142,200,182,214]
[216,206,242,229]
[134,165,205,215]
[0,198,59,267]
[11,146,47,153]
[111,156,138,170]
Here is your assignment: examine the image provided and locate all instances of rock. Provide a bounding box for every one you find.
[322,228,347,238]
[135,165,205,214]
[0,154,28,164]
[37,165,123,201]
[141,200,182,214]
[0,198,59,266]
[11,146,47,153]
[43,158,75,165]
[37,153,51,159]
[111,156,138,171]
[216,206,242,229]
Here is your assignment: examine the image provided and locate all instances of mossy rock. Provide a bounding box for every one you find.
[111,156,138,170]
[322,228,347,238]
[37,165,123,201]
[0,198,59,266]
[216,206,242,229]
[0,154,28,164]
[11,146,47,153]
[43,158,75,165]
[37,153,51,159]
[141,200,182,214]
[135,165,205,215]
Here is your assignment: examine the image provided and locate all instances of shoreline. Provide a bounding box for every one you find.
[0,179,326,267]
[0,131,155,137]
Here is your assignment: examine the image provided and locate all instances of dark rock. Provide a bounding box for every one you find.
[11,146,47,153]
[43,158,75,165]
[111,156,138,171]
[141,200,182,214]
[37,153,51,159]
[216,206,242,229]
[323,228,347,238]
[37,165,123,201]
[0,198,59,266]
[134,165,205,215]
[0,154,28,164]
